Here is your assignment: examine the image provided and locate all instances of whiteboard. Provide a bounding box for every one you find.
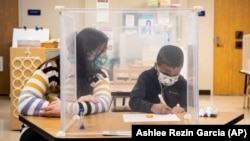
[12,28,50,47]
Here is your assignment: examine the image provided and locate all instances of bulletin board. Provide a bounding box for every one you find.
[12,28,50,47]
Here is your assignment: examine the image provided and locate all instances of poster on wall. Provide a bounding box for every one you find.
[138,13,154,36]
[96,0,109,22]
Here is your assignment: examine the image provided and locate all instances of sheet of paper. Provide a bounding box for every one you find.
[123,113,180,122]
[96,0,109,22]
[125,14,135,27]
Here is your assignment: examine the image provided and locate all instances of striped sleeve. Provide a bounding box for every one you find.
[18,69,50,116]
[18,62,59,116]
[65,69,112,116]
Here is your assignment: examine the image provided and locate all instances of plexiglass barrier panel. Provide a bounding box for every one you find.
[242,34,250,72]
[59,8,199,135]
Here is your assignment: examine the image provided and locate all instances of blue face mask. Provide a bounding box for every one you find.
[95,56,108,68]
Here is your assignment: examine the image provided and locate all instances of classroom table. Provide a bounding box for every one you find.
[110,83,134,112]
[19,111,244,141]
[239,70,250,108]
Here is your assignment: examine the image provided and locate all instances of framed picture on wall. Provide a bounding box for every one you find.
[123,13,138,34]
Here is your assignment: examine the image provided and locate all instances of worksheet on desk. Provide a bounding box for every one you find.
[123,114,180,122]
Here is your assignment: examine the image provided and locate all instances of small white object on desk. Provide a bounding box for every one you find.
[123,113,180,122]
[102,131,131,136]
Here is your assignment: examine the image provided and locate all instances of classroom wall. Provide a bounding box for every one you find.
[187,0,214,93]
[18,0,213,93]
[18,0,85,39]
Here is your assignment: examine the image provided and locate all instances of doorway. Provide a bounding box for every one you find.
[0,0,18,95]
[214,0,250,95]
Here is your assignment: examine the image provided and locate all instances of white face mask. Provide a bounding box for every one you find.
[158,72,179,86]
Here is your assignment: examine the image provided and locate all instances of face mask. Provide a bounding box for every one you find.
[95,56,108,68]
[158,72,179,86]
[86,56,108,72]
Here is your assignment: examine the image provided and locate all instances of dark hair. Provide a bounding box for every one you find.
[35,28,108,98]
[76,28,108,97]
[37,55,60,70]
[36,55,60,85]
[156,45,184,68]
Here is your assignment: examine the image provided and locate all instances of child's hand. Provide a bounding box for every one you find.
[77,95,99,103]
[171,104,184,114]
[39,100,61,117]
[90,69,109,86]
[151,103,172,114]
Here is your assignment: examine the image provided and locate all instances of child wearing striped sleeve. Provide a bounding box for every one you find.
[18,27,111,141]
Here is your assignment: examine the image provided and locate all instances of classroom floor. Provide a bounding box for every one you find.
[0,95,250,141]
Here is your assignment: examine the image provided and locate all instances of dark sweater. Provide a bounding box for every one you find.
[129,67,187,113]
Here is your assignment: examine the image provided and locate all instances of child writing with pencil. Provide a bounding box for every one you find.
[129,45,187,114]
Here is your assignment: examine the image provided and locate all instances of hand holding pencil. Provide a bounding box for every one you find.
[150,94,172,114]
[157,94,184,114]
[159,94,173,114]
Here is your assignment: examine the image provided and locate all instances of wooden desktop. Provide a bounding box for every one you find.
[18,67,245,140]
[19,111,244,141]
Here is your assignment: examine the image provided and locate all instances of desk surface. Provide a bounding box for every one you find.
[240,69,250,75]
[110,83,134,92]
[19,111,244,141]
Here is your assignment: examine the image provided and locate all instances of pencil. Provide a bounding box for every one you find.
[158,94,168,106]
